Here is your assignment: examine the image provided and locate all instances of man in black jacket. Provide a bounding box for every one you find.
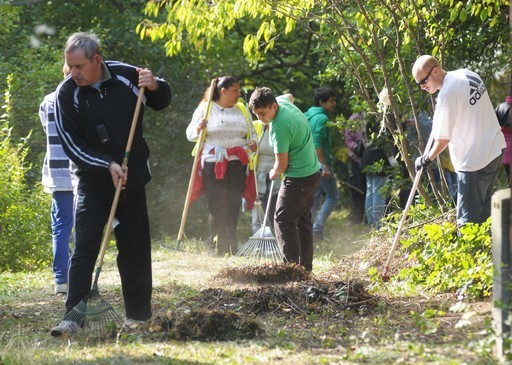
[495,96,512,180]
[51,32,172,337]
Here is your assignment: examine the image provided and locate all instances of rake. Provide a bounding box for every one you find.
[236,179,285,264]
[54,88,146,337]
[176,78,217,250]
[381,131,435,282]
[250,124,269,231]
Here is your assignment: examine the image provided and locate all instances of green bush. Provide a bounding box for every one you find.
[0,75,52,272]
[398,219,492,299]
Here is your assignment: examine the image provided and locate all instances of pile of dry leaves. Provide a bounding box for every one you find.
[125,263,378,342]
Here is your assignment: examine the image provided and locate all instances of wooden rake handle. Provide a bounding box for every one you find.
[177,78,217,242]
[96,87,145,269]
[381,131,435,280]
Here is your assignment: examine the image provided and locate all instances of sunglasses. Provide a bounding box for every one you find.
[417,66,437,85]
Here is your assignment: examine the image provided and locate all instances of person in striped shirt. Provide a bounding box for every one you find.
[39,78,75,295]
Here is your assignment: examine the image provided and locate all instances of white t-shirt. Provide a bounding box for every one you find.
[432,69,505,172]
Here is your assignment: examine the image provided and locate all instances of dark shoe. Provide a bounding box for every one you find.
[50,320,80,337]
[313,231,330,242]
[348,214,364,224]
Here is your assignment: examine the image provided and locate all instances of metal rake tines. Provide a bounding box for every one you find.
[236,237,285,263]
[85,304,122,338]
[63,296,122,337]
[63,301,88,325]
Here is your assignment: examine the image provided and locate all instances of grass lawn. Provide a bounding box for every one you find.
[0,210,498,364]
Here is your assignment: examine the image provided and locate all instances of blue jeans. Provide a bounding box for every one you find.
[311,172,340,233]
[51,191,74,285]
[444,170,458,203]
[456,153,503,225]
[365,175,387,229]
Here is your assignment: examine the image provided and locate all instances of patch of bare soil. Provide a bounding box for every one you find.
[217,262,311,284]
[182,276,375,316]
[122,263,378,344]
[140,236,489,365]
[30,224,488,364]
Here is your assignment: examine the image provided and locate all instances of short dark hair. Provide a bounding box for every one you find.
[314,87,336,106]
[249,87,277,109]
[214,76,238,101]
[65,32,102,61]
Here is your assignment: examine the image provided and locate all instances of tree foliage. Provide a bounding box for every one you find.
[1,0,510,253]
[0,75,51,272]
[140,0,510,207]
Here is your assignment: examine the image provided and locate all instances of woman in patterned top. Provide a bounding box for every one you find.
[186,76,257,255]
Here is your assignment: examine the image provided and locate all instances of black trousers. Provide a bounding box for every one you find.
[66,187,152,321]
[348,159,366,223]
[203,160,245,254]
[274,171,321,271]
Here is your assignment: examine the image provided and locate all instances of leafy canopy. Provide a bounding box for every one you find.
[138,0,313,65]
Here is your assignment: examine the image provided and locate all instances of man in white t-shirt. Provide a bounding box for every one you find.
[412,55,505,226]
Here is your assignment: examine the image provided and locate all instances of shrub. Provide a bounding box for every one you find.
[398,219,492,299]
[0,75,52,272]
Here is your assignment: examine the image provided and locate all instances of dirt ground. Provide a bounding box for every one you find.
[0,212,497,364]
[128,215,495,363]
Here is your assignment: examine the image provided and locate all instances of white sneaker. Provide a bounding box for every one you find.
[124,318,146,330]
[54,283,68,295]
[50,320,80,337]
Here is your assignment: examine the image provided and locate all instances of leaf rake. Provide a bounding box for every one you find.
[176,79,217,250]
[60,270,122,338]
[236,179,285,264]
[248,101,267,236]
[53,88,145,337]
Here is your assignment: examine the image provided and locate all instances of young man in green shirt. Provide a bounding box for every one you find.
[304,87,339,241]
[249,87,321,271]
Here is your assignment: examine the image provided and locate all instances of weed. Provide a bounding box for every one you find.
[398,220,492,298]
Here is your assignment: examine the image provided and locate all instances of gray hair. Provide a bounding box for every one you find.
[65,32,102,61]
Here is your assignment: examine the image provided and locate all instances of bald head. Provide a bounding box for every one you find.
[412,55,445,93]
[412,55,439,78]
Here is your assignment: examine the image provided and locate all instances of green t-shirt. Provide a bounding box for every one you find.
[304,106,333,166]
[269,96,320,178]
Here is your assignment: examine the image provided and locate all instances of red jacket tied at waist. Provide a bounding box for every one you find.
[190,146,256,210]
[213,146,249,179]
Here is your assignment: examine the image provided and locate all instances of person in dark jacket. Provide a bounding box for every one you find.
[50,32,172,337]
[345,112,367,224]
[360,116,393,230]
[495,95,512,181]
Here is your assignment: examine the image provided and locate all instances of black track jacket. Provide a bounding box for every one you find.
[54,61,171,195]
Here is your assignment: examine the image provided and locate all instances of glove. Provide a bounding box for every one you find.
[354,140,364,157]
[415,155,432,172]
[214,147,229,162]
[388,156,399,167]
